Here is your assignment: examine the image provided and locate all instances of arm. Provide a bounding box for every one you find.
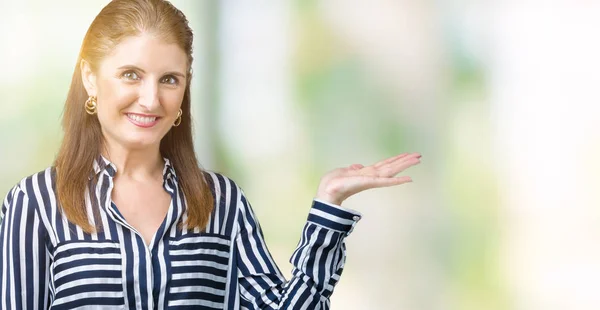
[235,189,361,310]
[0,184,51,309]
[235,152,421,309]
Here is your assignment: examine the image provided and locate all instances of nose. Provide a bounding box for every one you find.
[138,79,160,111]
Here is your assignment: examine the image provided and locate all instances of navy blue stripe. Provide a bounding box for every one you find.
[122,229,136,310]
[170,277,226,291]
[54,270,121,288]
[170,290,225,302]
[54,257,120,274]
[217,176,228,234]
[83,229,92,240]
[37,206,49,310]
[54,243,119,260]
[8,188,21,307]
[170,265,226,277]
[107,214,119,243]
[168,240,229,252]
[24,191,36,310]
[56,297,125,309]
[169,253,229,265]
[151,254,162,307]
[134,235,149,309]
[307,213,352,231]
[211,174,225,234]
[223,178,238,236]
[312,200,359,221]
[227,240,240,309]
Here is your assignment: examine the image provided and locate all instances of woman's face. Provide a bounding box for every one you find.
[81,32,188,152]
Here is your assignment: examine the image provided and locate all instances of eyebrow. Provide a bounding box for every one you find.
[117,65,186,78]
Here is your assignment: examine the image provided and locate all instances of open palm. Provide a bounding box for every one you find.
[315,152,421,205]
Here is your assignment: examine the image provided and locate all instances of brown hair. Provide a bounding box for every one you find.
[54,0,213,233]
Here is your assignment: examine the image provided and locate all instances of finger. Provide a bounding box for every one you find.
[362,175,413,188]
[376,156,420,177]
[397,152,421,163]
[349,164,364,170]
[373,153,409,168]
[375,152,422,169]
[393,156,421,174]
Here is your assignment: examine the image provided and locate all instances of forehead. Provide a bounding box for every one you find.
[100,33,188,73]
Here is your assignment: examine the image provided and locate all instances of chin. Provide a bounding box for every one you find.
[116,135,162,151]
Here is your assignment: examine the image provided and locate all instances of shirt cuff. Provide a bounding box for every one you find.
[307,198,362,235]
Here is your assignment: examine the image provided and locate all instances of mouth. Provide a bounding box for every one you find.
[126,113,161,128]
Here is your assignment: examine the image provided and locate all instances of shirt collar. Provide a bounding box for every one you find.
[91,154,177,181]
[162,158,178,182]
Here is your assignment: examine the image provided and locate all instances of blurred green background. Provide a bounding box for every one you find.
[2,1,600,309]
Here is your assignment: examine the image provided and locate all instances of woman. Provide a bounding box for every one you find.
[0,0,420,309]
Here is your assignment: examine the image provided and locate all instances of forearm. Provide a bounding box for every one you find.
[237,199,361,309]
[0,184,51,309]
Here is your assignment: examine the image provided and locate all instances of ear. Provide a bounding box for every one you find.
[80,58,97,97]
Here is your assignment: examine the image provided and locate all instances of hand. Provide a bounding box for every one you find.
[315,152,421,206]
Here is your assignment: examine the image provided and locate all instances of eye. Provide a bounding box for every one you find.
[122,70,139,80]
[160,75,179,85]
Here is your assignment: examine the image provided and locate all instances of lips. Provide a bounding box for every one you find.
[126,113,161,128]
[127,114,156,123]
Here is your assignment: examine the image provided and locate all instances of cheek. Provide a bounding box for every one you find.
[162,91,185,112]
[97,80,138,113]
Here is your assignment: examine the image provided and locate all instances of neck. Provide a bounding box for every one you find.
[101,141,164,181]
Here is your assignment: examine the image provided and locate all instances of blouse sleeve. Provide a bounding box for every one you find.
[235,188,362,309]
[0,184,51,309]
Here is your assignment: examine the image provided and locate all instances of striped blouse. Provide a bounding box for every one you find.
[0,156,362,309]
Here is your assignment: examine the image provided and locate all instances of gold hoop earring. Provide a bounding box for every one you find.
[173,109,182,127]
[85,96,97,115]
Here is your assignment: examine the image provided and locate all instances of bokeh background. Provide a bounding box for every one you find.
[1,1,599,309]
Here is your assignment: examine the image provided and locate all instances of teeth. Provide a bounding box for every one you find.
[128,114,156,123]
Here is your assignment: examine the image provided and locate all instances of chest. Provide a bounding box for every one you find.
[49,230,233,309]
[111,180,171,245]
[42,170,242,309]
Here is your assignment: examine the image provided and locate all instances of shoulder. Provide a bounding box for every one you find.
[3,167,55,201]
[200,170,249,234]
[202,170,245,202]
[1,166,55,219]
[11,166,56,201]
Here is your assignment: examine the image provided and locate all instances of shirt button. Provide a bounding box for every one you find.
[352,215,360,221]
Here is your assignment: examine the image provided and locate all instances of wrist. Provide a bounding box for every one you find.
[314,192,343,206]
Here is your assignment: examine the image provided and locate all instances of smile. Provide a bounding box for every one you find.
[126,113,160,128]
